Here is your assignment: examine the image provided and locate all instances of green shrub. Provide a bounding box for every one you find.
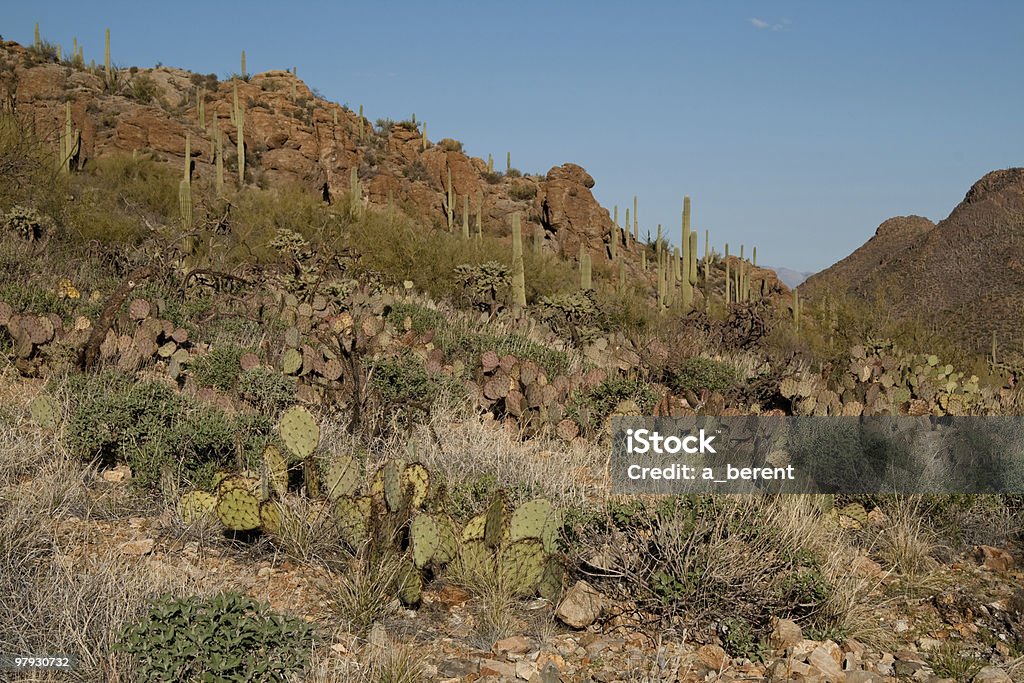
[567,375,659,435]
[238,367,295,413]
[190,346,246,391]
[668,356,739,395]
[114,592,316,682]
[508,183,537,201]
[370,352,437,407]
[65,373,275,488]
[127,74,159,104]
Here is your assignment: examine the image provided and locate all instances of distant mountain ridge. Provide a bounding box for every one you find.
[801,168,1024,360]
[769,267,815,289]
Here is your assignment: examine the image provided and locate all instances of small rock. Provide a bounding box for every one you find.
[867,507,888,526]
[974,666,1012,683]
[102,464,132,483]
[770,618,803,652]
[516,659,538,680]
[555,580,604,629]
[875,653,895,677]
[845,672,885,683]
[976,545,1015,572]
[807,643,844,679]
[696,644,728,671]
[119,538,155,556]
[852,555,884,578]
[494,635,532,656]
[479,659,516,678]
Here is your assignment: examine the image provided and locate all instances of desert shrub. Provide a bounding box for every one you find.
[402,159,430,183]
[508,182,537,201]
[229,184,334,264]
[454,261,510,313]
[567,375,659,435]
[88,154,179,221]
[667,356,739,395]
[537,290,601,344]
[238,367,295,413]
[506,168,523,178]
[589,496,846,650]
[370,352,438,408]
[127,73,159,104]
[65,373,275,488]
[190,345,246,391]
[438,138,463,153]
[0,112,68,221]
[114,592,316,682]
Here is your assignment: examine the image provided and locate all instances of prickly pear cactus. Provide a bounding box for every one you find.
[215,486,261,531]
[433,514,459,565]
[29,395,58,429]
[455,539,495,584]
[382,460,403,513]
[280,406,319,458]
[259,500,283,535]
[461,513,486,542]
[397,559,422,607]
[409,514,440,568]
[333,495,371,549]
[483,495,506,549]
[402,463,430,509]
[181,490,217,525]
[509,497,561,552]
[323,454,360,500]
[261,445,288,499]
[538,556,565,602]
[499,539,546,596]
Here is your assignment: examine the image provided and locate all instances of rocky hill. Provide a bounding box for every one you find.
[801,169,1024,361]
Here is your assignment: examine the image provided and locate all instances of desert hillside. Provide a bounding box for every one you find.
[0,32,1022,683]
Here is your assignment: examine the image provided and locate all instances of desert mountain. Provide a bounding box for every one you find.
[801,168,1024,360]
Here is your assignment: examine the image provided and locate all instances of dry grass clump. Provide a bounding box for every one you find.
[316,551,405,635]
[307,635,425,683]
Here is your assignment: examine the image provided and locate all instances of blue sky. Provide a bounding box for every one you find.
[5,1,1023,272]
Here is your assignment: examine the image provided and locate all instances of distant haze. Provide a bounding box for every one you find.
[6,2,1023,271]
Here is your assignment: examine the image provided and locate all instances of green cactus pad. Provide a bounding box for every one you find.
[217,474,261,498]
[456,539,495,583]
[434,515,458,565]
[837,502,868,528]
[280,406,319,458]
[397,559,422,607]
[282,348,302,375]
[323,454,360,500]
[402,462,430,509]
[537,556,565,603]
[509,498,554,542]
[259,500,283,535]
[461,513,486,542]
[211,471,230,490]
[383,460,403,512]
[29,395,58,429]
[484,495,507,549]
[261,445,288,499]
[333,495,371,549]
[499,539,546,596]
[181,490,217,525]
[410,514,440,569]
[215,486,261,531]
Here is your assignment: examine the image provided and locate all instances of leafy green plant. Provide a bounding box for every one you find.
[567,375,659,435]
[190,346,246,391]
[114,592,316,682]
[238,367,295,413]
[668,356,739,395]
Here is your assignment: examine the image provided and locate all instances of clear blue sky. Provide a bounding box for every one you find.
[6,1,1023,272]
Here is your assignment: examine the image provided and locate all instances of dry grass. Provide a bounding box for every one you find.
[317,551,405,635]
[872,496,943,594]
[307,636,426,683]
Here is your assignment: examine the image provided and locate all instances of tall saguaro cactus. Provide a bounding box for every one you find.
[680,196,694,310]
[179,135,193,253]
[475,192,483,241]
[240,50,246,79]
[462,194,470,239]
[58,101,80,174]
[511,213,527,309]
[231,81,245,185]
[104,28,111,86]
[213,119,225,197]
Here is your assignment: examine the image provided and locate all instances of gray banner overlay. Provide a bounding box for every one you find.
[610,416,1024,494]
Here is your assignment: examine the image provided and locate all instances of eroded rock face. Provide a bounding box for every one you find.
[534,163,612,258]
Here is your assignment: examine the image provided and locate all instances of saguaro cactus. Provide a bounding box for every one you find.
[231,82,245,185]
[581,251,593,290]
[179,134,192,228]
[462,194,470,239]
[476,192,483,241]
[57,101,80,174]
[511,213,527,308]
[241,50,246,79]
[214,120,225,197]
[104,28,111,86]
[421,122,427,151]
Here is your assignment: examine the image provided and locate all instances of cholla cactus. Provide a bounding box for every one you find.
[3,205,52,241]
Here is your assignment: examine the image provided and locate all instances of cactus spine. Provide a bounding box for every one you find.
[511,213,526,309]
